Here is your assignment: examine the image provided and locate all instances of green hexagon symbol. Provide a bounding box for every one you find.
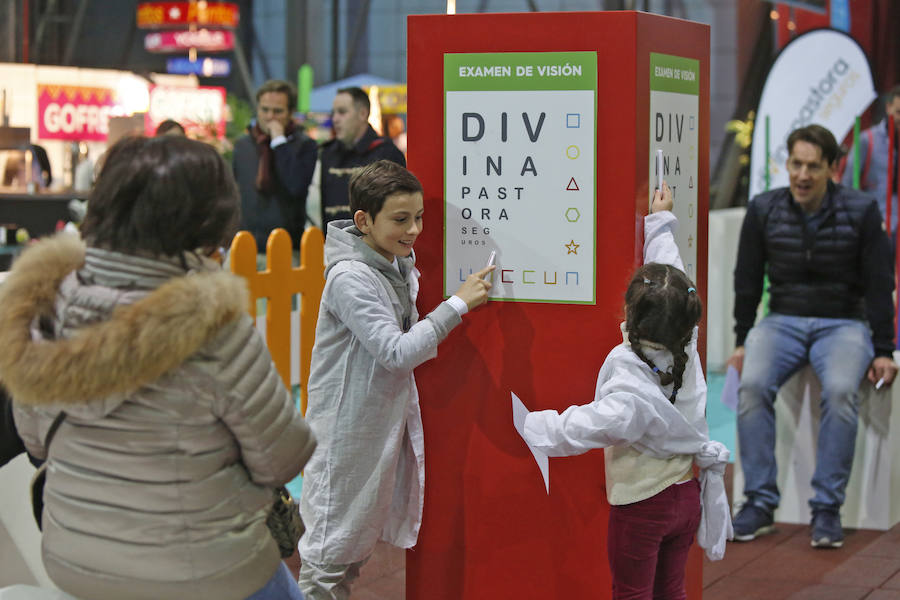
[565,207,581,223]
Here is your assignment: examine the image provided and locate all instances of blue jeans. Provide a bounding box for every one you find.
[246,562,305,600]
[737,314,874,513]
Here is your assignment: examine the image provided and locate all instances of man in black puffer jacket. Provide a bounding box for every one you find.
[728,124,898,549]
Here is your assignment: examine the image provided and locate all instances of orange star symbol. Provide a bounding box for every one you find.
[565,240,579,254]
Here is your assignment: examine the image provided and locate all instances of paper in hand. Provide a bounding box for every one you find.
[511,391,550,494]
[721,365,740,412]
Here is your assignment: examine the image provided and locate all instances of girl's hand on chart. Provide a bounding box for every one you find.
[652,181,673,214]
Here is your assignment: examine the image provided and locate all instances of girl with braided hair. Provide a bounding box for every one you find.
[522,182,732,600]
[625,260,702,405]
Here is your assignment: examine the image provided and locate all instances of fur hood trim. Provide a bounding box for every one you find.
[0,234,250,407]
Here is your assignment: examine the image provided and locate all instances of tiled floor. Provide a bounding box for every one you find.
[284,541,406,599]
[703,520,900,599]
[708,464,900,600]
[6,484,900,598]
[281,464,900,599]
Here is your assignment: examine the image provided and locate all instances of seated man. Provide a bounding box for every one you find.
[728,124,898,548]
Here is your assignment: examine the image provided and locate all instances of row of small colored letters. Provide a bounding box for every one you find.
[459,268,580,285]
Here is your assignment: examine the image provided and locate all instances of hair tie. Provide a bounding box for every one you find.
[651,366,660,373]
[643,277,656,287]
[687,287,696,293]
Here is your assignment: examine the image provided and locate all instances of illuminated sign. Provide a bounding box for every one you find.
[166,57,231,77]
[137,2,239,28]
[144,29,234,53]
[37,84,116,141]
[145,85,227,139]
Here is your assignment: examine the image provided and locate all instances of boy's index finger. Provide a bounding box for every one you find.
[475,265,496,279]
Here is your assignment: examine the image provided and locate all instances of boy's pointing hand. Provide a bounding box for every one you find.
[456,266,495,310]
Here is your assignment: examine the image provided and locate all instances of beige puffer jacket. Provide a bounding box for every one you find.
[0,235,316,600]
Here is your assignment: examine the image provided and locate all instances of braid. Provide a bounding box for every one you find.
[667,342,689,403]
[625,262,703,403]
[668,288,703,402]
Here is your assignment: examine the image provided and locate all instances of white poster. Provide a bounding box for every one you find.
[649,52,700,281]
[749,29,876,199]
[444,52,597,304]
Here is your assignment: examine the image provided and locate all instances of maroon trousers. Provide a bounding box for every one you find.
[607,479,701,600]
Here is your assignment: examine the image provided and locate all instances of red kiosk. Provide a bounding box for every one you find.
[407,11,709,599]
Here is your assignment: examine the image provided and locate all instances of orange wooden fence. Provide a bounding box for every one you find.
[228,227,325,414]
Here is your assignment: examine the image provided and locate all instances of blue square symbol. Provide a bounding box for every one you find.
[566,113,580,128]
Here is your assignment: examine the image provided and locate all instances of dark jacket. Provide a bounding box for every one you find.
[232,128,318,250]
[1,385,26,467]
[733,181,895,356]
[320,124,406,229]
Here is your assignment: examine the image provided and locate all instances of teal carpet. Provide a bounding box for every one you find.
[706,371,736,462]
[285,389,305,499]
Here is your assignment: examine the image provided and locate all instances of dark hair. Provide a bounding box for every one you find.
[257,79,297,112]
[625,263,702,403]
[887,85,900,102]
[336,86,370,114]
[81,136,239,257]
[349,160,422,220]
[155,119,185,137]
[787,124,839,165]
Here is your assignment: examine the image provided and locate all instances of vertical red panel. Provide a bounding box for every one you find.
[773,2,873,55]
[407,12,709,599]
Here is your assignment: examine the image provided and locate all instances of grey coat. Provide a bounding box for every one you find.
[299,220,461,565]
[0,234,316,600]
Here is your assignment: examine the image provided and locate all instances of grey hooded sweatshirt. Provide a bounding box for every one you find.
[299,220,462,565]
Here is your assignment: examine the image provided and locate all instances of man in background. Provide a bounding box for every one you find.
[840,85,900,233]
[320,86,406,231]
[233,79,318,255]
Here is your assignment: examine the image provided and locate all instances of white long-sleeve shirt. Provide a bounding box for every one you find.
[523,211,732,561]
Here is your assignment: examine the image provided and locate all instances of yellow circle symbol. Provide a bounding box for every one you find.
[566,145,580,159]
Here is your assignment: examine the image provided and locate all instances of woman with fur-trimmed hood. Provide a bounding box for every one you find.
[0,136,315,600]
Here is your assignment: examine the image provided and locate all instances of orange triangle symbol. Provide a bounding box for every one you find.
[566,177,579,191]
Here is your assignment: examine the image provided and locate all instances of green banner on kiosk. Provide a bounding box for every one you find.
[443,51,597,304]
[649,52,700,95]
[444,52,597,91]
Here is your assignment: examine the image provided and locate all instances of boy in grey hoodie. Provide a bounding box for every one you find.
[299,160,494,598]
